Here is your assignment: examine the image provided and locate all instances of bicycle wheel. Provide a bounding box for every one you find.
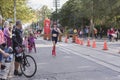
[20,55,37,78]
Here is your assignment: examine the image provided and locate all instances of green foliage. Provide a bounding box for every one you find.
[0,0,35,23]
[51,0,120,29]
[36,5,52,27]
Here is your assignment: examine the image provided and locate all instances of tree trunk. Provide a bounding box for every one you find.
[89,18,94,38]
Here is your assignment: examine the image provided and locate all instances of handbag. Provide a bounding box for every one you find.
[15,46,23,53]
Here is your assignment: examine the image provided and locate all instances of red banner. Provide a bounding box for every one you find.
[44,19,51,34]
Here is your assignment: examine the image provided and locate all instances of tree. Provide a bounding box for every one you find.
[0,0,35,23]
[36,5,52,27]
[51,0,120,36]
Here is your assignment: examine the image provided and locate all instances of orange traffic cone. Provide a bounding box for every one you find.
[78,39,81,44]
[103,40,108,50]
[92,39,96,48]
[65,37,68,43]
[77,38,80,44]
[87,39,91,47]
[75,36,78,44]
[80,39,84,45]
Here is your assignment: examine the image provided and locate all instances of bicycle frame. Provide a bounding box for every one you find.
[21,47,30,71]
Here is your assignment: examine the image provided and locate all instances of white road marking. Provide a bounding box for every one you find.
[59,45,120,73]
[58,48,70,54]
[36,44,52,47]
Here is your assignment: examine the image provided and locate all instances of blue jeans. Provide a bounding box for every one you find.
[0,47,12,62]
[0,48,8,62]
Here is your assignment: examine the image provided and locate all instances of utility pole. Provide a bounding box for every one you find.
[14,0,16,22]
[53,0,60,23]
[55,0,57,22]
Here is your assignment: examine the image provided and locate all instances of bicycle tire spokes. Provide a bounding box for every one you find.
[20,55,37,78]
[25,58,30,67]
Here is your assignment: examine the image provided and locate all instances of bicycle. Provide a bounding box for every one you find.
[16,45,37,78]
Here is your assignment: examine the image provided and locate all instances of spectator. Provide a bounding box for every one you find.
[79,30,83,38]
[4,21,12,47]
[23,36,28,53]
[107,29,110,41]
[73,28,77,34]
[110,28,115,41]
[0,48,10,69]
[99,27,104,39]
[0,15,9,70]
[115,29,119,41]
[28,33,36,53]
[12,20,23,76]
[85,26,89,37]
[94,28,98,38]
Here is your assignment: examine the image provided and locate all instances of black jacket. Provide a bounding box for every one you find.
[12,28,23,47]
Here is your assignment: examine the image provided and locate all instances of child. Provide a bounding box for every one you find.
[28,33,36,53]
[23,36,28,53]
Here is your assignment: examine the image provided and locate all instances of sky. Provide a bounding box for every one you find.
[27,0,68,10]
